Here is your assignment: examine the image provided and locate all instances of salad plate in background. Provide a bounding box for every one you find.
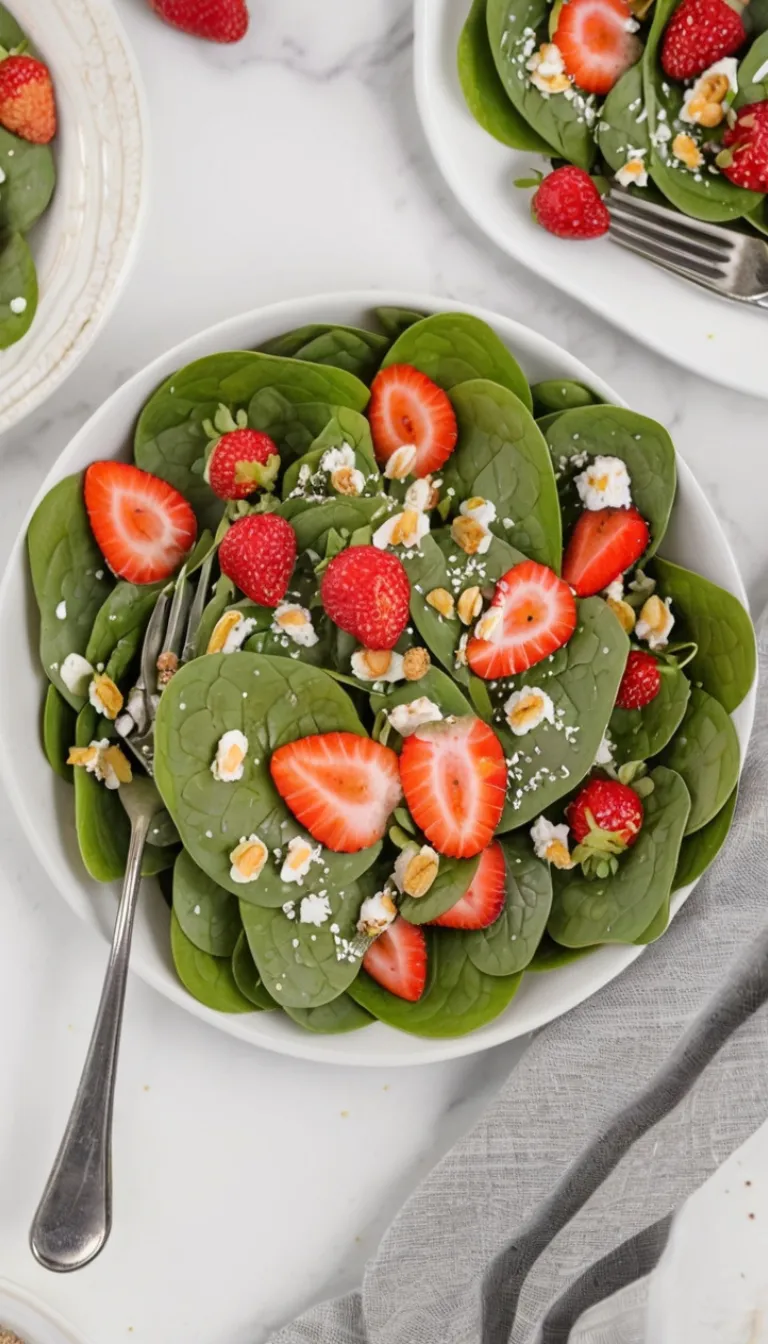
[0,291,755,1067]
[0,0,147,433]
[414,0,768,401]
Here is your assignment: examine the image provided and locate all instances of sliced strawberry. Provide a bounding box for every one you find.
[270,731,402,853]
[84,462,197,585]
[362,917,427,1002]
[562,506,649,598]
[467,560,577,680]
[555,0,642,95]
[432,841,506,929]
[399,716,507,859]
[368,364,458,478]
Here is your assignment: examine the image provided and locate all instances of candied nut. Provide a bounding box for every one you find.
[156,651,179,686]
[638,595,667,635]
[89,673,124,720]
[527,42,572,94]
[229,835,268,884]
[450,515,487,555]
[672,132,704,170]
[357,891,398,937]
[607,597,636,634]
[384,444,417,480]
[457,586,483,625]
[403,647,430,681]
[687,95,725,127]
[474,607,503,643]
[207,610,244,654]
[546,839,574,870]
[331,465,363,496]
[391,509,421,545]
[455,632,469,667]
[102,745,133,785]
[402,852,439,898]
[426,587,455,619]
[360,649,394,678]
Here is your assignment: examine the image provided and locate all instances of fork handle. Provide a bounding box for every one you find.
[29,811,151,1272]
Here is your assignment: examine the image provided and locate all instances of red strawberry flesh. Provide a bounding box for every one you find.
[0,55,56,144]
[615,649,662,710]
[399,716,507,859]
[555,0,642,95]
[368,364,458,478]
[206,428,280,501]
[531,166,610,240]
[467,559,577,680]
[149,0,249,42]
[562,506,649,597]
[661,0,746,81]
[362,917,427,1002]
[433,841,506,929]
[567,777,644,847]
[84,462,197,585]
[720,102,768,193]
[270,731,402,853]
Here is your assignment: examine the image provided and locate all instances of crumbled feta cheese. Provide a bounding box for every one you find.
[280,835,322,885]
[55,600,67,620]
[211,729,248,782]
[530,816,574,869]
[9,296,26,315]
[357,888,398,937]
[351,649,405,683]
[451,496,496,555]
[320,444,356,474]
[229,834,268,884]
[372,508,430,550]
[526,41,571,94]
[615,148,648,189]
[594,733,614,767]
[88,674,123,721]
[604,578,624,603]
[504,687,555,736]
[67,739,132,791]
[271,602,318,647]
[680,58,738,126]
[60,652,95,697]
[404,477,435,513]
[207,610,258,655]
[575,455,632,511]
[299,892,332,926]
[387,697,443,736]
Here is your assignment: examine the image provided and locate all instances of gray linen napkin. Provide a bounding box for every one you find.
[270,612,768,1344]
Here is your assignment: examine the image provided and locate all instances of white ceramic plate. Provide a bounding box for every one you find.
[0,290,755,1066]
[0,0,148,433]
[414,0,768,402]
[0,1277,92,1344]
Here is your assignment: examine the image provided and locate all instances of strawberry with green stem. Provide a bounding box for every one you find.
[566,777,644,879]
[202,404,280,501]
[0,46,56,145]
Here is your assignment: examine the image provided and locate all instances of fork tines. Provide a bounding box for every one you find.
[608,188,735,291]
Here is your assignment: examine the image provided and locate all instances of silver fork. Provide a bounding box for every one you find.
[30,556,214,1274]
[608,186,768,306]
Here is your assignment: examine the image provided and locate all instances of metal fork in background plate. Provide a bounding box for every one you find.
[608,186,768,306]
[30,556,213,1274]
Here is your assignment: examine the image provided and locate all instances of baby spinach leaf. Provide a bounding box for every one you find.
[442,378,561,568]
[374,306,426,338]
[643,0,761,222]
[153,652,383,903]
[526,934,597,971]
[248,392,373,464]
[85,580,163,683]
[609,661,691,765]
[596,61,650,176]
[673,786,738,891]
[42,685,76,783]
[548,765,690,946]
[380,311,532,410]
[660,687,740,834]
[0,2,27,45]
[0,127,55,234]
[652,556,756,712]
[461,834,552,975]
[530,379,602,418]
[348,928,522,1037]
[545,406,677,558]
[170,912,253,1013]
[735,31,768,105]
[134,352,369,529]
[27,473,114,709]
[195,575,236,657]
[261,324,389,382]
[495,598,629,829]
[240,563,334,669]
[283,995,373,1034]
[231,932,277,1009]
[281,415,379,500]
[286,495,391,556]
[369,667,474,722]
[172,849,241,956]
[239,878,366,1009]
[73,706,173,882]
[458,0,551,151]
[486,0,597,171]
[0,231,37,348]
[399,853,481,925]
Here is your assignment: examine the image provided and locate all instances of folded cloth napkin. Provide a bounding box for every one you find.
[270,612,768,1344]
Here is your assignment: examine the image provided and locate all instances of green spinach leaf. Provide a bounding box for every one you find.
[673,786,738,890]
[596,61,650,175]
[374,306,426,338]
[660,686,740,834]
[170,912,254,1013]
[283,995,373,1033]
[530,379,602,417]
[458,0,551,150]
[609,661,691,765]
[42,685,76,782]
[399,853,481,924]
[526,934,597,971]
[381,311,532,410]
[260,323,389,382]
[461,834,552,975]
[231,931,277,1009]
[172,849,241,956]
[0,231,37,348]
[652,556,756,712]
[85,580,163,683]
[0,126,55,233]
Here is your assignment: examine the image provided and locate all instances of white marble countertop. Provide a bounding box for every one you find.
[0,1,765,1340]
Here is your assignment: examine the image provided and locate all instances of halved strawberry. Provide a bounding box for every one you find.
[84,462,197,585]
[432,841,506,929]
[562,506,649,598]
[270,732,402,853]
[555,0,642,95]
[368,364,458,478]
[467,560,577,680]
[362,917,427,1002]
[399,716,507,859]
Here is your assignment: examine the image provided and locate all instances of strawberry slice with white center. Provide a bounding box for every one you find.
[467,560,577,680]
[362,917,428,1002]
[555,0,642,95]
[432,840,507,929]
[562,506,649,598]
[399,716,507,859]
[368,363,458,478]
[269,731,402,853]
[84,462,197,585]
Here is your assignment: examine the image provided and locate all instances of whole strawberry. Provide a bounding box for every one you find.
[218,513,296,607]
[0,53,56,144]
[203,405,279,501]
[531,167,610,240]
[615,650,662,710]
[566,778,644,879]
[320,546,410,651]
[149,0,249,43]
[718,102,768,192]
[661,0,746,81]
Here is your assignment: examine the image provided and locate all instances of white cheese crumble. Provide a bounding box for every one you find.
[280,835,322,885]
[299,893,332,926]
[387,697,443,736]
[575,455,632,511]
[60,652,95,697]
[211,730,248,782]
[271,602,318,647]
[504,687,555,736]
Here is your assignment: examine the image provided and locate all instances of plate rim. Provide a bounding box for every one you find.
[0,287,755,1067]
